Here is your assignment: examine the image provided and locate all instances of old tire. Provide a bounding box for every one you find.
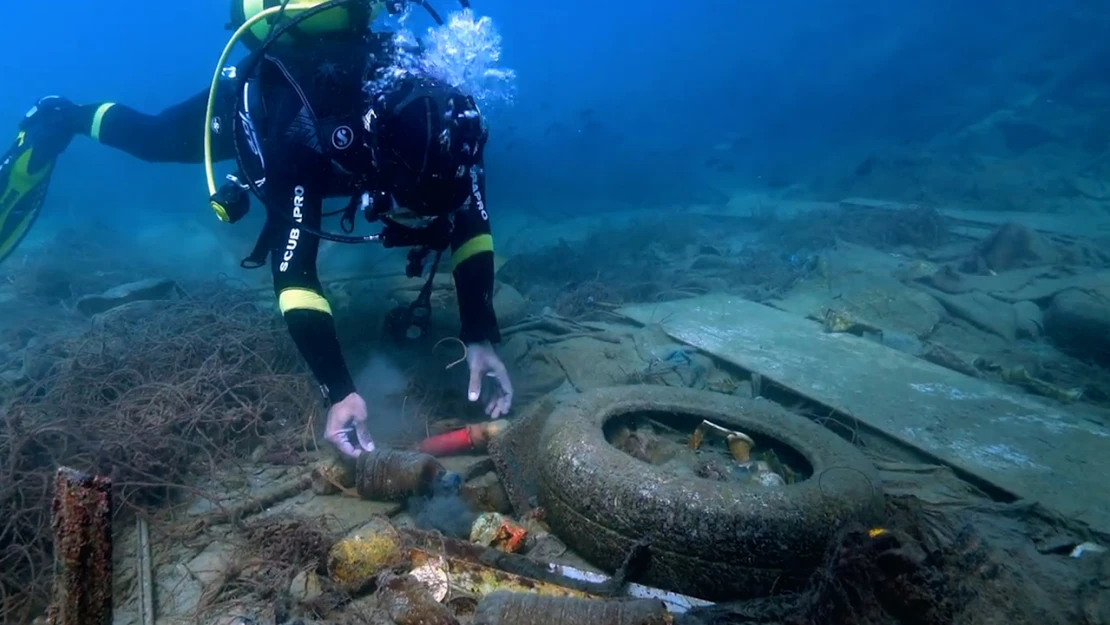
[534,385,883,601]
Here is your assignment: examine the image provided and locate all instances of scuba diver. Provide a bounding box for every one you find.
[0,0,513,459]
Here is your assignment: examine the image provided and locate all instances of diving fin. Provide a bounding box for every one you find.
[0,97,78,265]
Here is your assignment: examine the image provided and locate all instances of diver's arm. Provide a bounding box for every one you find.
[267,156,357,403]
[74,85,237,164]
[450,165,500,344]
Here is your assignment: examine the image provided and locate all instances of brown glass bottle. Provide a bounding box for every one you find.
[356,449,446,501]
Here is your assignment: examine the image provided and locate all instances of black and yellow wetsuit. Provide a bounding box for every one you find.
[243,41,499,401]
[1,39,499,405]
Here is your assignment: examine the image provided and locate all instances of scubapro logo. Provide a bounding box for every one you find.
[331,126,354,150]
[470,168,488,221]
[279,185,305,272]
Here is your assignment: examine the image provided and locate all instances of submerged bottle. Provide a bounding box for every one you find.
[356,449,447,501]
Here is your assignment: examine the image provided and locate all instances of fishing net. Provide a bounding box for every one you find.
[0,282,322,623]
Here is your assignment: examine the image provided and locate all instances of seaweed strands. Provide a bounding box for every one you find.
[46,467,113,625]
[472,591,671,625]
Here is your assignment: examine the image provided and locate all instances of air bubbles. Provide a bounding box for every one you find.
[368,8,517,107]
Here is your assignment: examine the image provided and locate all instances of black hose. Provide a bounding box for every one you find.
[232,0,383,243]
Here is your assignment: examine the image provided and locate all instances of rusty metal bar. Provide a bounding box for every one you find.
[46,467,113,625]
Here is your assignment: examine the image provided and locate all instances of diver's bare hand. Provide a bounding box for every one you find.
[466,341,513,419]
[324,392,374,459]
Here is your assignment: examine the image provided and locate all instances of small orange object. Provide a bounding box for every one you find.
[494,520,528,553]
[417,427,474,456]
[470,512,529,553]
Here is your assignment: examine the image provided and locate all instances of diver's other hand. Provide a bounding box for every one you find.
[466,341,513,418]
[324,392,375,459]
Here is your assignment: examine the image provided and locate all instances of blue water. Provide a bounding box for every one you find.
[8,0,1105,242]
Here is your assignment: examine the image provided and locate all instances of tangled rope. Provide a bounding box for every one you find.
[0,282,322,623]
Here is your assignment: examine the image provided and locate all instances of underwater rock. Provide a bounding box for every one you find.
[1013,300,1045,339]
[0,365,27,386]
[893,259,940,283]
[493,282,527,327]
[75,277,181,316]
[288,570,323,603]
[972,223,1058,273]
[1069,174,1108,202]
[497,333,567,397]
[434,281,526,334]
[867,330,923,356]
[459,471,513,514]
[927,290,1018,341]
[788,284,946,340]
[918,264,973,294]
[954,109,1061,157]
[690,254,736,271]
[1044,287,1110,363]
[89,299,169,333]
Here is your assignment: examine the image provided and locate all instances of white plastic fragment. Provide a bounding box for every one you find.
[409,557,450,601]
[544,563,714,613]
[1070,542,1107,558]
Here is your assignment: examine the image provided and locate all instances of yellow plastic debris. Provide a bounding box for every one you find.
[327,517,405,592]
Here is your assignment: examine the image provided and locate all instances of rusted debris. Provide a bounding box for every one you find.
[473,591,672,625]
[46,467,113,625]
[408,548,599,601]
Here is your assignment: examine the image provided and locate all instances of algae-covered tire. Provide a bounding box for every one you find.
[534,385,884,601]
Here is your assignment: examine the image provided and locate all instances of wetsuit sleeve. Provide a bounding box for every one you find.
[266,148,356,404]
[72,83,238,164]
[451,164,499,344]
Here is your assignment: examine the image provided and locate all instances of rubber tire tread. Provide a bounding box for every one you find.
[534,385,884,601]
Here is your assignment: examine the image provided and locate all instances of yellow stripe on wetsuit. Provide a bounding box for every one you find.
[453,234,493,267]
[275,236,490,316]
[278,287,332,315]
[89,103,116,143]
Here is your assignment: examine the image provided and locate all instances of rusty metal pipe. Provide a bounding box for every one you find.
[46,467,113,625]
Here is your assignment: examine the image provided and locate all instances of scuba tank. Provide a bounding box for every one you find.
[227,0,384,52]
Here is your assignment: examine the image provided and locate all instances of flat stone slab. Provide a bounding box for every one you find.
[840,196,1110,238]
[619,294,1110,534]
